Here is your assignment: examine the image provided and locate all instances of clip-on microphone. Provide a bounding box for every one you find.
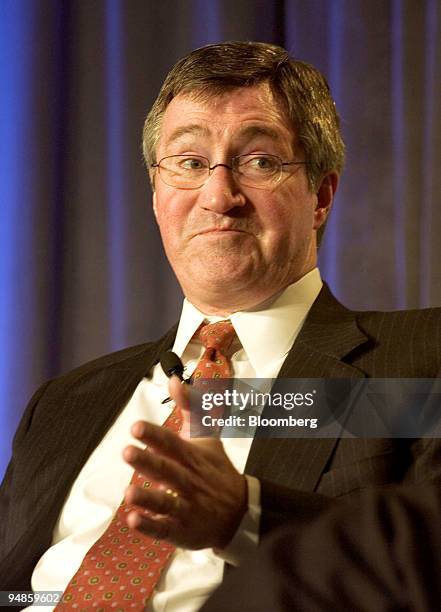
[160,351,191,403]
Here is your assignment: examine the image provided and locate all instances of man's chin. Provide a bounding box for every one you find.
[198,269,254,290]
[179,260,262,302]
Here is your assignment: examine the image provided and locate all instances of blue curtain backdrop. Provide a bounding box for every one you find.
[1,0,440,478]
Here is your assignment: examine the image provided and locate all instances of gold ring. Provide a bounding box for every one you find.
[165,488,180,513]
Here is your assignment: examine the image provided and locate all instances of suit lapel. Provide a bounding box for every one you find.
[8,324,179,576]
[30,324,178,473]
[69,324,179,462]
[246,285,369,492]
[62,325,177,474]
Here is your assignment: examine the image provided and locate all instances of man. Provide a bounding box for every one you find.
[0,41,440,611]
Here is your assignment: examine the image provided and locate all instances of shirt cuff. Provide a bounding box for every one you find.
[214,474,261,566]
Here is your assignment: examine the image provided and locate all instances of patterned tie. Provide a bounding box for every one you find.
[191,321,236,434]
[56,408,183,611]
[193,320,236,380]
[57,321,236,611]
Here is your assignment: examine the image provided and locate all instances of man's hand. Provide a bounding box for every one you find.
[122,376,247,550]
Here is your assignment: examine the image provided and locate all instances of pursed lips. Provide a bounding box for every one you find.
[193,226,249,237]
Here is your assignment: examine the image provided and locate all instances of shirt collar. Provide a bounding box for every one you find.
[172,268,322,377]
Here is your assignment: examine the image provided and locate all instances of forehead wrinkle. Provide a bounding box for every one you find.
[164,123,290,153]
[164,124,210,148]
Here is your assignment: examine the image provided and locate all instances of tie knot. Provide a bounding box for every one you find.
[196,320,236,352]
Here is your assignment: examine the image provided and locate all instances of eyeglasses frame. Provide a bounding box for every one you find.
[149,154,308,190]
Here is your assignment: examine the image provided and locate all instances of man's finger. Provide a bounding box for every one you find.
[169,374,190,410]
[169,374,191,439]
[123,444,192,494]
[125,484,187,518]
[130,419,195,464]
[126,510,176,542]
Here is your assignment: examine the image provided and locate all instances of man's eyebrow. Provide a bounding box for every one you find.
[164,125,210,147]
[236,125,283,141]
[165,124,284,145]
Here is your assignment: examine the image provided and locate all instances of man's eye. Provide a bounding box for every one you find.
[247,156,278,171]
[179,158,205,170]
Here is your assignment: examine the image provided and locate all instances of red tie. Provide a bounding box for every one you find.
[56,408,183,611]
[193,320,236,380]
[57,321,236,611]
[191,321,236,433]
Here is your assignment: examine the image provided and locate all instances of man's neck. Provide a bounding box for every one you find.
[184,268,319,316]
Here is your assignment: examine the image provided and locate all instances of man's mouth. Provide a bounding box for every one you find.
[195,227,247,237]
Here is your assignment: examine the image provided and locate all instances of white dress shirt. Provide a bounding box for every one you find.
[27,269,322,611]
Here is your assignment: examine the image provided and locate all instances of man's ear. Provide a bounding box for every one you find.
[152,190,158,220]
[313,172,339,230]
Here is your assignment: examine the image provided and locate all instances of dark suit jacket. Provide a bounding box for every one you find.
[202,484,441,612]
[1,284,441,590]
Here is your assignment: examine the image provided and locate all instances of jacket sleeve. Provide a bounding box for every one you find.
[0,381,51,579]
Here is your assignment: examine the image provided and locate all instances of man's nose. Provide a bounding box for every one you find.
[198,165,246,212]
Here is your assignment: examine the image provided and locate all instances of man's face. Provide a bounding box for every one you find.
[152,83,336,314]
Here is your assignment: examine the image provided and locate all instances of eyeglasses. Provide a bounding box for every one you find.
[150,154,308,190]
